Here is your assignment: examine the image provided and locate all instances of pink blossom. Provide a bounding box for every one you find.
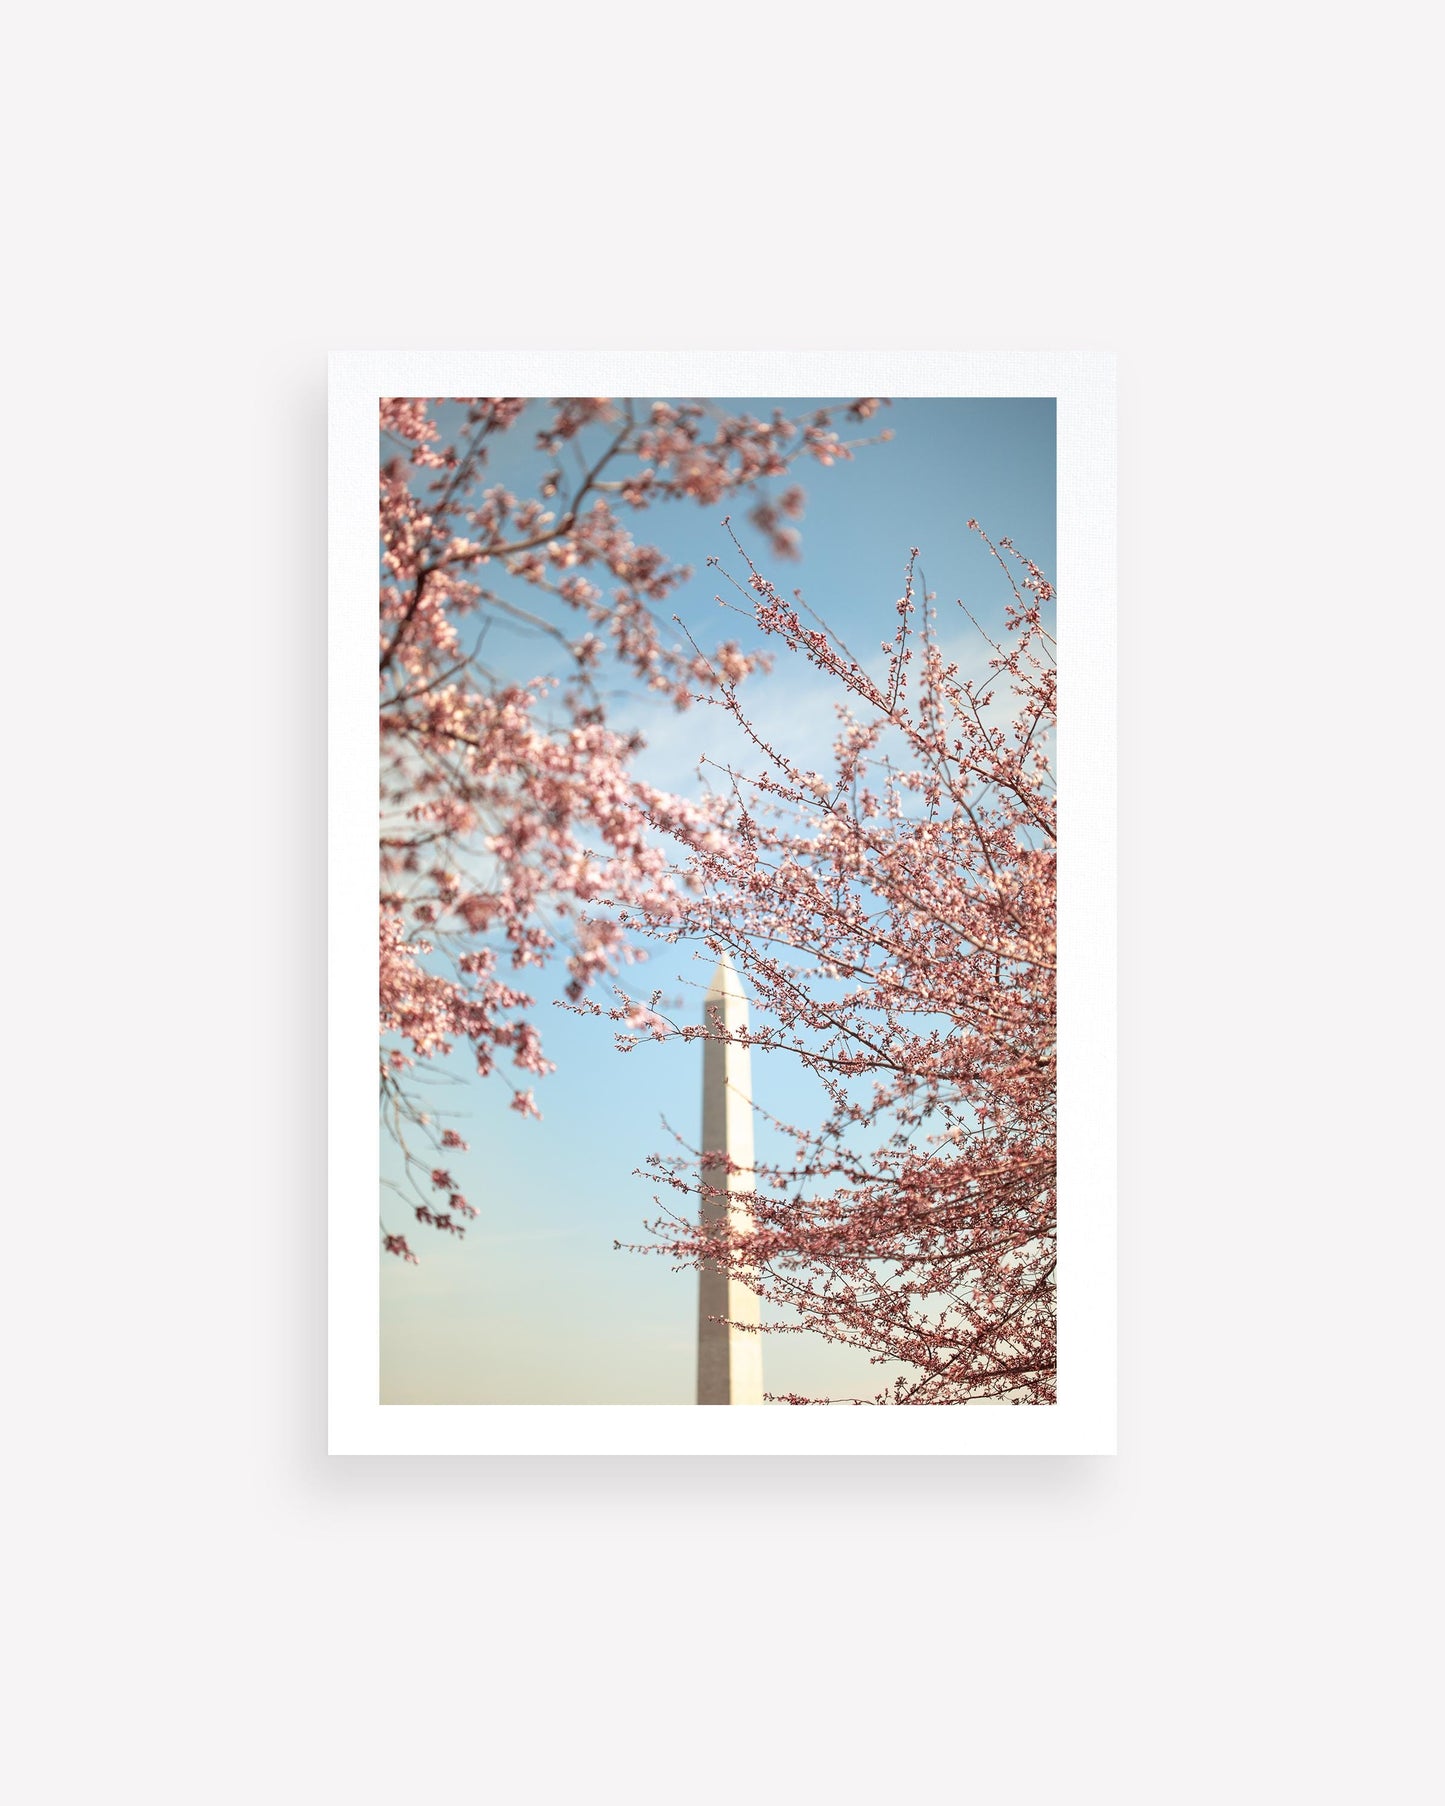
[613,522,1057,1405]
[378,397,891,1261]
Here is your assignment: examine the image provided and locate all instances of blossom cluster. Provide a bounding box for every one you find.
[378,397,887,1257]
[602,522,1057,1404]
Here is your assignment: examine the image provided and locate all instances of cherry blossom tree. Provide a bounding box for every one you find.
[378,397,891,1260]
[600,522,1057,1404]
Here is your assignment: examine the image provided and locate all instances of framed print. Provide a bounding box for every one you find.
[330,352,1115,1454]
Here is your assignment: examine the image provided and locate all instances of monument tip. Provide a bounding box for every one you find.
[706,951,746,1004]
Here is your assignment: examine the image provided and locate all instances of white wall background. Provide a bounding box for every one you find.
[4,3,1434,1801]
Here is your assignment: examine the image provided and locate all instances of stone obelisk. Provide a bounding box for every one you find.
[697,954,763,1405]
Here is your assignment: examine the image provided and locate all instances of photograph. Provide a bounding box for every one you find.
[373,391,1063,1410]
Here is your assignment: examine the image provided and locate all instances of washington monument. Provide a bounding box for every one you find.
[697,954,764,1405]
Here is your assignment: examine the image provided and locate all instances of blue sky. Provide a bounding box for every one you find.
[381,398,1056,1404]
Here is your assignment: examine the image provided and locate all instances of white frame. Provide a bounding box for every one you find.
[329,352,1116,1454]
